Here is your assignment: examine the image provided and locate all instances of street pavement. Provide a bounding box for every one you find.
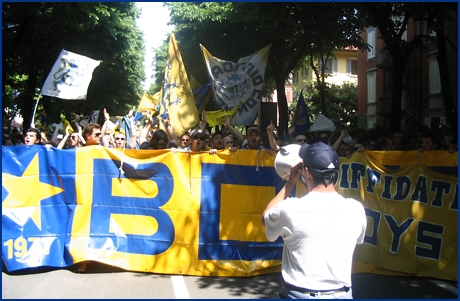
[2,261,458,299]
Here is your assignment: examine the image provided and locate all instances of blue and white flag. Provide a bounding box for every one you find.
[201,45,271,126]
[79,110,100,128]
[41,49,100,100]
[192,83,211,110]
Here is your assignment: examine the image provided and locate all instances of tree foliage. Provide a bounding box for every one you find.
[291,81,358,130]
[2,2,146,131]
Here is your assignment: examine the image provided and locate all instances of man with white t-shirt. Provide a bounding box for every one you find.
[262,142,367,299]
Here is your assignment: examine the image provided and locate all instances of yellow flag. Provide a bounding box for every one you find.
[205,102,242,127]
[138,93,160,113]
[106,117,122,135]
[62,118,74,134]
[159,32,199,136]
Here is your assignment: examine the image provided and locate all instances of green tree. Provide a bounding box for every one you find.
[2,2,145,131]
[305,3,369,114]
[291,81,358,131]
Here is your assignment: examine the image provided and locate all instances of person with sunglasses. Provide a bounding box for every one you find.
[178,133,191,149]
[294,135,308,145]
[82,123,102,146]
[181,129,211,152]
[113,132,127,148]
[57,125,85,149]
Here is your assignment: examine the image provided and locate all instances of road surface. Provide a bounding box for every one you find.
[2,262,457,299]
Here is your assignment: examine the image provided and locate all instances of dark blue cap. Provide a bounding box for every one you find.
[299,142,339,178]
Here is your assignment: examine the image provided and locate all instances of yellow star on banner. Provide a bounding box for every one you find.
[2,153,63,230]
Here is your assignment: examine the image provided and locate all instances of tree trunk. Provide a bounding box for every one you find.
[389,55,405,134]
[275,77,289,138]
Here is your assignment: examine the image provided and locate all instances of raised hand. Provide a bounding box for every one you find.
[267,120,275,134]
[65,125,72,135]
[128,106,135,118]
[103,108,110,121]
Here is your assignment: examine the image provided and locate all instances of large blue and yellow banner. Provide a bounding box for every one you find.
[2,146,457,281]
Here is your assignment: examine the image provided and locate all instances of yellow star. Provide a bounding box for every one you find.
[2,153,63,230]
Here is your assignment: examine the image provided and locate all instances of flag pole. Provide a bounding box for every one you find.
[30,93,43,128]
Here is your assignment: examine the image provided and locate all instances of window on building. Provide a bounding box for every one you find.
[346,59,358,75]
[293,70,298,84]
[367,71,376,103]
[301,65,309,77]
[429,57,441,94]
[320,58,338,74]
[367,27,376,60]
[368,116,376,129]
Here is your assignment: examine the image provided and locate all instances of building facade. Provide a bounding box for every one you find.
[357,16,457,132]
[260,48,359,129]
[291,47,358,95]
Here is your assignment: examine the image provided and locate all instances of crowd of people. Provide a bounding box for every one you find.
[2,107,457,157]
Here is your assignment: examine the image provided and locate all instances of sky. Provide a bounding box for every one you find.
[135,2,175,89]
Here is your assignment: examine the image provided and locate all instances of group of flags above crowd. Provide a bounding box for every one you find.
[33,32,278,137]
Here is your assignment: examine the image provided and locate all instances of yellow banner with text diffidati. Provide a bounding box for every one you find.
[1,146,457,281]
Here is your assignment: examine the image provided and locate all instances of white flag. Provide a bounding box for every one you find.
[309,114,336,132]
[201,45,270,126]
[79,110,100,127]
[41,49,100,100]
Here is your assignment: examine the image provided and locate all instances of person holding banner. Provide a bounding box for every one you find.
[242,127,264,150]
[223,134,235,148]
[262,142,366,299]
[182,129,211,152]
[57,125,85,149]
[178,133,191,149]
[267,122,307,152]
[82,123,102,146]
[24,128,42,146]
[419,131,442,152]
